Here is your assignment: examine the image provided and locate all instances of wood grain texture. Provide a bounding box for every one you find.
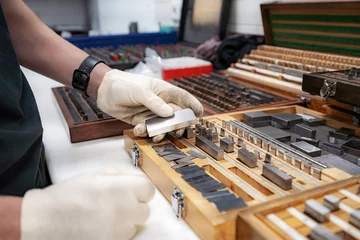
[124,130,238,240]
[53,87,131,143]
[237,176,360,240]
[124,105,357,239]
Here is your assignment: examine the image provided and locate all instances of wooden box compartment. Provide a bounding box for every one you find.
[53,86,131,143]
[237,176,360,240]
[123,105,360,239]
[223,1,360,124]
[169,73,302,116]
[227,105,360,176]
[261,1,360,56]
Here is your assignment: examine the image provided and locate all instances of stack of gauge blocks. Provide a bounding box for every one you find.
[237,176,360,240]
[52,87,130,143]
[83,46,140,70]
[226,45,360,102]
[226,46,360,127]
[240,109,360,176]
[150,136,248,212]
[123,105,356,239]
[55,87,113,122]
[234,45,360,84]
[170,73,299,114]
[152,142,247,212]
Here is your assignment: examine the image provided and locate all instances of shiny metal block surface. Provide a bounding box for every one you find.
[146,108,196,137]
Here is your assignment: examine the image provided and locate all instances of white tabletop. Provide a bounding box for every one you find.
[23,67,199,240]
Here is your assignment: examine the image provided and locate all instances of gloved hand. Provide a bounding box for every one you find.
[21,168,155,240]
[97,70,203,142]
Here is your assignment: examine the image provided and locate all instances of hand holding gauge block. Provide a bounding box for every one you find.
[145,108,197,137]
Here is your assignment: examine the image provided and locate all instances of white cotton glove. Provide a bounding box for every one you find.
[97,69,203,142]
[21,168,155,240]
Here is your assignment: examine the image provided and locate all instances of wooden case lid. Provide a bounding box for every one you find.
[260,1,360,57]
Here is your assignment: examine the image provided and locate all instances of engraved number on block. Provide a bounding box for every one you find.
[320,80,336,100]
[171,186,185,218]
[131,143,140,168]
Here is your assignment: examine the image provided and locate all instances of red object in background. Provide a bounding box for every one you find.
[162,65,213,81]
[110,53,119,61]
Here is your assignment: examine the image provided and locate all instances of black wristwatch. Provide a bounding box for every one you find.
[72,56,105,97]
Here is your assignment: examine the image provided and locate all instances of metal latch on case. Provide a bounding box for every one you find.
[171,186,185,218]
[131,143,140,168]
[320,80,336,100]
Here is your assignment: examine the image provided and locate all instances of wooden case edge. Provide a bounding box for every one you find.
[52,87,131,143]
[124,130,237,240]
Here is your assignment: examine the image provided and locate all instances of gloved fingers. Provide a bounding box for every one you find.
[159,88,204,117]
[103,174,154,203]
[175,128,185,137]
[130,110,157,126]
[139,91,174,118]
[134,129,169,143]
[152,133,166,143]
[167,103,181,111]
[117,224,137,240]
[133,123,148,137]
[103,105,148,124]
[151,129,184,142]
[122,175,155,203]
[101,168,143,177]
[130,202,150,225]
[134,103,183,141]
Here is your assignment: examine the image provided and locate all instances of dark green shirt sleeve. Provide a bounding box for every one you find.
[0,4,51,196]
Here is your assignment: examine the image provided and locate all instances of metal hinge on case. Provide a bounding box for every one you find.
[130,143,140,168]
[171,186,185,218]
[320,80,337,100]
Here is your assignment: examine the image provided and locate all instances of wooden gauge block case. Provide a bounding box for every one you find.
[124,105,360,239]
[53,86,131,143]
[223,1,360,125]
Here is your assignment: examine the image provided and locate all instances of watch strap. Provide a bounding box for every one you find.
[72,56,106,97]
[78,56,105,75]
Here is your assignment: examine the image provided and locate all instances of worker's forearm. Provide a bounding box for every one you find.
[1,0,111,99]
[0,196,22,240]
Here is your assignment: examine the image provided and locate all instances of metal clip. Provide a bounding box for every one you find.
[354,106,360,114]
[353,106,360,126]
[171,186,185,218]
[348,68,360,81]
[320,80,336,100]
[130,143,140,168]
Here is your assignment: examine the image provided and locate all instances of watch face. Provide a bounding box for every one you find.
[73,69,90,91]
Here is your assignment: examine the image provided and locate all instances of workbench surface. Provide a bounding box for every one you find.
[24,67,199,240]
